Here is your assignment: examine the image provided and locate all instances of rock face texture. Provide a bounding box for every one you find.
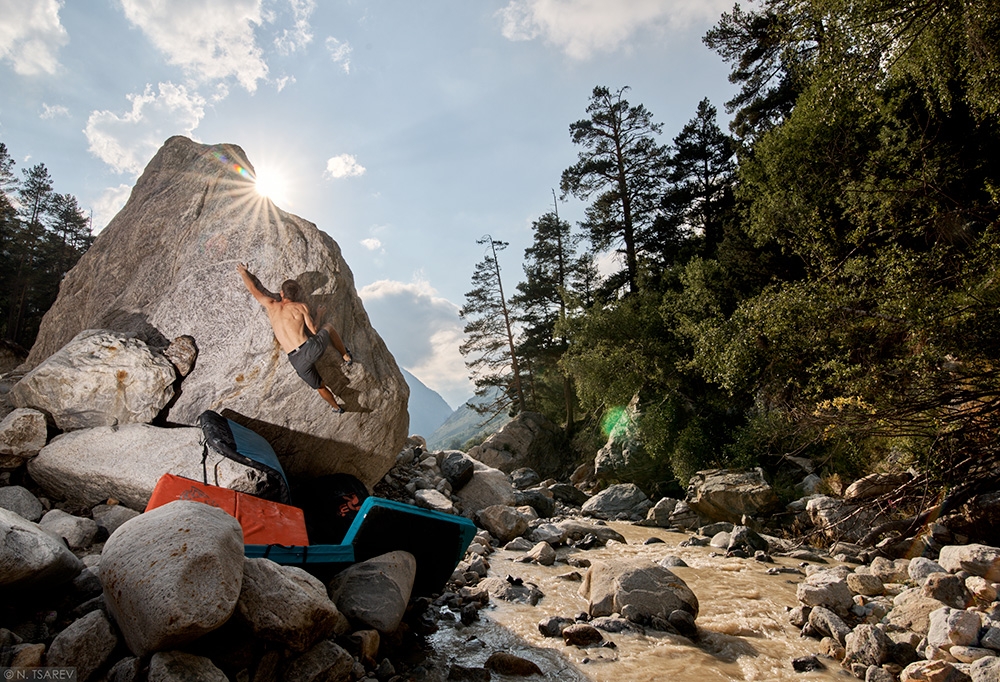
[467,411,567,477]
[24,136,407,486]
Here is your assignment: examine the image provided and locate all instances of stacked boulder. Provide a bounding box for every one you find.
[788,543,1000,681]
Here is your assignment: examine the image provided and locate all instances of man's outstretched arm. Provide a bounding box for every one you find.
[236,263,279,306]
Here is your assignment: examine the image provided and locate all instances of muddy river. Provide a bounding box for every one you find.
[428,522,851,681]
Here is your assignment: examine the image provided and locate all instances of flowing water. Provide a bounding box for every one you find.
[428,522,852,681]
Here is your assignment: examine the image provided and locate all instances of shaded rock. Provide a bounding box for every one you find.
[808,605,851,645]
[923,573,971,609]
[477,505,530,544]
[668,609,699,640]
[659,556,689,568]
[581,483,651,521]
[686,468,777,524]
[548,483,589,507]
[504,537,534,552]
[668,500,702,530]
[45,610,118,682]
[527,519,625,547]
[888,588,948,636]
[99,500,244,657]
[843,623,892,669]
[792,655,825,672]
[521,541,556,566]
[510,467,541,490]
[92,503,140,537]
[562,623,603,647]
[237,558,344,652]
[938,544,1000,581]
[484,652,543,676]
[28,423,264,509]
[965,576,997,603]
[0,408,48,459]
[910,556,947,584]
[24,136,407,487]
[327,550,415,632]
[148,651,227,682]
[849,572,886,597]
[580,558,698,621]
[441,451,475,491]
[12,330,176,430]
[468,412,566,478]
[0,485,43,522]
[593,395,647,481]
[447,664,491,682]
[728,525,769,554]
[453,460,516,518]
[806,495,881,543]
[538,616,575,637]
[163,335,198,377]
[39,509,98,549]
[796,569,854,616]
[512,489,555,518]
[0,506,83,589]
[414,488,455,514]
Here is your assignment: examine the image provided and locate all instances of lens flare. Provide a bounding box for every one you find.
[601,406,630,438]
[252,165,289,204]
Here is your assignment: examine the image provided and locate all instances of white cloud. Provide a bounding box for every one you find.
[496,0,731,60]
[275,75,295,91]
[360,237,382,251]
[90,184,133,233]
[274,0,316,54]
[325,153,365,179]
[325,37,352,74]
[359,279,472,406]
[0,0,68,76]
[119,0,268,91]
[85,82,205,175]
[40,102,69,119]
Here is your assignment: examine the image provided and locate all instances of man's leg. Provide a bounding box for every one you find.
[322,323,353,364]
[317,385,345,413]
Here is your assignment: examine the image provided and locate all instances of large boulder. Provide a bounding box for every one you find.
[23,136,407,487]
[593,395,648,481]
[685,468,777,524]
[453,459,516,518]
[28,423,268,509]
[467,412,567,477]
[326,551,416,633]
[581,483,652,521]
[0,507,83,589]
[99,500,245,657]
[11,330,176,430]
[580,558,699,622]
[938,544,1000,581]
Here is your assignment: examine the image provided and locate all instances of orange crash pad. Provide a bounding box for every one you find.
[146,473,309,546]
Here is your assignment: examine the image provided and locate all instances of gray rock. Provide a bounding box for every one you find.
[659,555,689,568]
[0,485,43,522]
[581,483,652,521]
[796,569,854,616]
[805,495,881,543]
[28,423,263,509]
[870,556,910,583]
[848,572,886,597]
[99,500,245,657]
[728,525,769,553]
[503,537,534,552]
[453,460,516,518]
[865,665,895,682]
[668,500,702,530]
[281,639,354,682]
[0,408,48,459]
[686,468,777,524]
[521,541,556,566]
[950,646,995,663]
[844,472,910,501]
[477,505,530,544]
[327,551,415,633]
[527,519,625,546]
[562,623,603,646]
[581,558,699,621]
[467,411,566,477]
[148,651,227,682]
[887,587,947,635]
[593,395,646,481]
[939,544,1000,581]
[106,657,141,682]
[0,507,83,588]
[237,558,346,652]
[513,488,555,518]
[22,136,407,487]
[927,606,982,650]
[39,509,98,550]
[901,659,973,681]
[12,330,176,430]
[909,556,947,584]
[479,576,544,605]
[538,615,575,637]
[45,610,118,682]
[645,497,680,527]
[843,623,891,668]
[413,488,455,514]
[92,503,140,536]
[971,656,1000,682]
[710,531,731,549]
[808,605,851,645]
[981,626,1000,651]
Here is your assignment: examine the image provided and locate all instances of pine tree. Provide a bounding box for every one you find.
[560,86,669,295]
[459,236,526,417]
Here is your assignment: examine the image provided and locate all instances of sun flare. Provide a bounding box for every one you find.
[253,165,289,206]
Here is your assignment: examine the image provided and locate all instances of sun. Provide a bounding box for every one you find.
[253,164,290,206]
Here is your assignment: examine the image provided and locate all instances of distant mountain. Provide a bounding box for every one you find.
[401,369,454,439]
[426,389,511,451]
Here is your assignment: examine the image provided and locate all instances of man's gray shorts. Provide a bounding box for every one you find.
[287,328,330,389]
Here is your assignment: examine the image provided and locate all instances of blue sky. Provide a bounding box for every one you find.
[1,0,740,408]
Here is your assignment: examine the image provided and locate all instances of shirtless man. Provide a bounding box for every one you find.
[237,263,352,412]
